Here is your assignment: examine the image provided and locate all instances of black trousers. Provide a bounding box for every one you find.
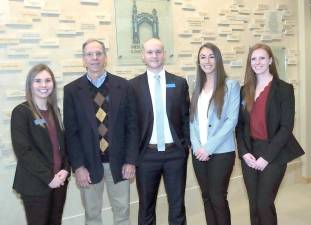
[21,182,68,225]
[192,151,235,225]
[242,140,287,225]
[136,145,188,225]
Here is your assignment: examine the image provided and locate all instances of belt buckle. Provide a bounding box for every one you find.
[147,143,174,151]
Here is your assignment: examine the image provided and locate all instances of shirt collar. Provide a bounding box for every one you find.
[146,69,165,79]
[86,71,107,88]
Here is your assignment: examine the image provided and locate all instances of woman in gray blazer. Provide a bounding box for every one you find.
[190,43,240,225]
[11,64,70,225]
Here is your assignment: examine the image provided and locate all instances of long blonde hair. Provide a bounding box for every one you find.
[25,64,63,129]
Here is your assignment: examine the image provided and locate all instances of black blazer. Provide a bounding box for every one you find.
[130,71,190,163]
[236,78,304,164]
[11,102,69,196]
[63,73,139,184]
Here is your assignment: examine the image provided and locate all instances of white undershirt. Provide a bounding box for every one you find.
[197,89,213,146]
[147,69,173,144]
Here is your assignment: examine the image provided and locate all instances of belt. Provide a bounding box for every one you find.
[147,143,175,150]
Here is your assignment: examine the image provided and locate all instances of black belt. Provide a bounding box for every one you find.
[147,143,175,150]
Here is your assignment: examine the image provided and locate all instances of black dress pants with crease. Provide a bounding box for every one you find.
[136,145,188,225]
[192,151,235,225]
[242,140,287,225]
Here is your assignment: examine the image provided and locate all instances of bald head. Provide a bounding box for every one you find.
[141,38,165,73]
[142,38,164,51]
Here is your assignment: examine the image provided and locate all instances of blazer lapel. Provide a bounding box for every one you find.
[77,75,98,131]
[265,78,277,138]
[107,74,122,134]
[54,116,66,156]
[141,73,153,120]
[165,72,174,118]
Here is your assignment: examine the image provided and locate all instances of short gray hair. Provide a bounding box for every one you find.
[82,38,106,55]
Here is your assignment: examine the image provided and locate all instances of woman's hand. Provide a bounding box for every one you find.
[242,153,257,168]
[195,148,210,161]
[56,169,69,183]
[254,157,268,171]
[49,170,69,188]
[48,175,62,188]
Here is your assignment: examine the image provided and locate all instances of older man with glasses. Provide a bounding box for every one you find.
[63,39,139,225]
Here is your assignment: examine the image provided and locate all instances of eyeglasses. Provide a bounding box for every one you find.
[84,51,105,58]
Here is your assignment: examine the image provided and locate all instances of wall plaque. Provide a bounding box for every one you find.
[115,0,174,65]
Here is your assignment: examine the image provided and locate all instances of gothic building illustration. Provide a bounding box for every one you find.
[132,0,159,44]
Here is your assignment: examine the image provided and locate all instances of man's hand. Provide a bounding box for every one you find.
[122,164,136,180]
[75,166,92,188]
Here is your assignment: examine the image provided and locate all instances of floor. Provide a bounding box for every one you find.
[187,182,311,225]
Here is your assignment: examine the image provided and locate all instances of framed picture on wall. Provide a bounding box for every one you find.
[114,0,174,65]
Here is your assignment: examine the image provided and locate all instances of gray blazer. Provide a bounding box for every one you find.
[190,79,240,155]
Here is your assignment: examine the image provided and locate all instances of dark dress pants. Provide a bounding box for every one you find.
[136,145,188,225]
[242,140,287,225]
[192,151,235,225]
[21,182,68,225]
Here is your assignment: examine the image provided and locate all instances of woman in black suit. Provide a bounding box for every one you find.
[236,43,304,225]
[11,64,70,225]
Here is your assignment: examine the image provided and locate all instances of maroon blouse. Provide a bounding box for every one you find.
[250,82,272,140]
[41,110,62,174]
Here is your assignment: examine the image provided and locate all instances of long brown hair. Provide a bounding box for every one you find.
[243,43,279,112]
[25,64,63,129]
[190,43,227,122]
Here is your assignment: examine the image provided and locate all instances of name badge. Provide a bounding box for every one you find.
[166,83,176,88]
[33,118,47,126]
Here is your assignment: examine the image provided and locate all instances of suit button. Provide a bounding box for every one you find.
[209,124,212,127]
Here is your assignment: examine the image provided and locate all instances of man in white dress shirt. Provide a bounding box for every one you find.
[130,38,190,225]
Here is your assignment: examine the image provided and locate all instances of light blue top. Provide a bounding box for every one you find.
[86,71,107,88]
[190,79,240,155]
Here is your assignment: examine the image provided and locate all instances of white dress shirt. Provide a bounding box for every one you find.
[197,89,212,146]
[147,69,174,144]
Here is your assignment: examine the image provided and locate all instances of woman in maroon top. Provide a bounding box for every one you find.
[11,64,70,225]
[236,43,304,225]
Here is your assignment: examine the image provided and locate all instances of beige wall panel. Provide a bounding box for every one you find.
[0,0,305,224]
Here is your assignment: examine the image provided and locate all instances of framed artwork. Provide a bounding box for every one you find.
[114,0,174,65]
